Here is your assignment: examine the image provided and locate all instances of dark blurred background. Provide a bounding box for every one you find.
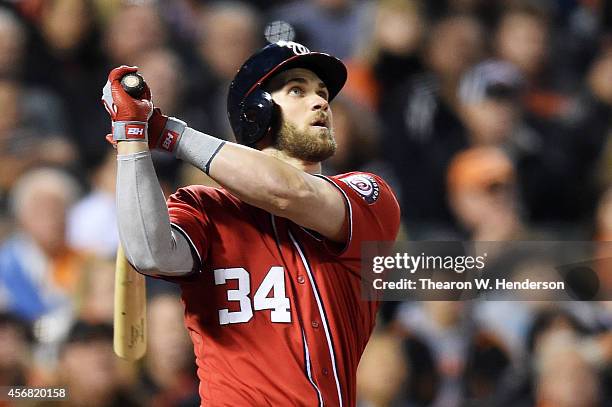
[0,0,611,406]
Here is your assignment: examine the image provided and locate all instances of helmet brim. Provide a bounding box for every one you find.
[246,52,347,102]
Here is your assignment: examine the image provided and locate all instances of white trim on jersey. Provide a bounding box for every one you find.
[271,214,324,405]
[270,213,281,248]
[302,328,324,407]
[289,229,344,407]
[270,214,324,407]
[299,226,323,242]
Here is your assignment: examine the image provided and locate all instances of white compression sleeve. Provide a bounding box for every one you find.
[116,151,195,276]
[175,127,226,174]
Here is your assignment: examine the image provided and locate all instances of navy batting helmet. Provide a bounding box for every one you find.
[227,41,347,146]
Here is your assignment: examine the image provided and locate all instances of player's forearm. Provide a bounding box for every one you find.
[116,145,194,275]
[117,141,149,155]
[177,128,313,215]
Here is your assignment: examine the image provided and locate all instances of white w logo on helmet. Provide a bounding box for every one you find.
[276,40,310,55]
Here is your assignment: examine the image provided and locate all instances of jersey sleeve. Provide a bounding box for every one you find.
[317,172,401,262]
[167,186,212,268]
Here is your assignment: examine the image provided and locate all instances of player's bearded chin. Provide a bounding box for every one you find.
[274,120,336,162]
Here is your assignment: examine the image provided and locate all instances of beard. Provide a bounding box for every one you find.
[274,121,337,163]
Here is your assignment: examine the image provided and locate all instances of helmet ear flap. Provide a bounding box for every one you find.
[238,90,275,146]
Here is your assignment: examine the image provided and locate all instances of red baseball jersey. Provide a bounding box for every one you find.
[165,172,400,406]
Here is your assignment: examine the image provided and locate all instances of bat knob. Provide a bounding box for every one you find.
[121,73,146,98]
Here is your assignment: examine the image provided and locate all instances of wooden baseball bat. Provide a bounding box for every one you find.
[113,244,147,360]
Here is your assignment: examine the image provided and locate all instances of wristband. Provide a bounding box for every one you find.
[158,117,187,152]
[113,121,148,141]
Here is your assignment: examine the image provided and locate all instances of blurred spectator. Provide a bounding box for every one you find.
[356,331,408,407]
[424,0,502,29]
[534,331,602,407]
[22,0,110,169]
[397,301,511,406]
[593,196,612,306]
[495,3,550,85]
[493,5,583,224]
[397,301,505,407]
[457,60,526,146]
[527,306,590,356]
[462,330,511,403]
[68,147,118,258]
[153,0,202,42]
[381,13,484,237]
[562,49,612,222]
[473,299,534,367]
[138,293,199,407]
[345,0,426,109]
[494,3,575,122]
[596,186,612,241]
[597,134,612,190]
[401,333,440,407]
[371,0,424,83]
[558,0,603,78]
[421,13,484,104]
[446,146,527,240]
[490,305,608,407]
[191,1,262,139]
[75,258,115,324]
[457,59,582,228]
[197,1,261,84]
[586,48,612,118]
[0,168,86,366]
[38,0,99,59]
[54,320,141,406]
[0,312,33,387]
[271,0,373,60]
[103,3,167,66]
[0,77,76,208]
[325,95,380,173]
[0,6,26,79]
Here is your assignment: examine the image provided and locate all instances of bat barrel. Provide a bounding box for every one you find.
[113,245,147,360]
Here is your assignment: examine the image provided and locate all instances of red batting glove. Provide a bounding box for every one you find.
[101,65,153,142]
[148,108,168,148]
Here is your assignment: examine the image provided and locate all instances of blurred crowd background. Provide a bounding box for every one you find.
[0,0,611,406]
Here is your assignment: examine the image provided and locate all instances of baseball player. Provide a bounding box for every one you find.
[102,40,400,406]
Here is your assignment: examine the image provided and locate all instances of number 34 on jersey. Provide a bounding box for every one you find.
[214,266,291,325]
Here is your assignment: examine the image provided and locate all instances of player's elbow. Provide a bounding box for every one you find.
[124,244,193,276]
[127,255,159,276]
[126,249,164,275]
[130,256,192,276]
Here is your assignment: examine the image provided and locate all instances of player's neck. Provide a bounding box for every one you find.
[261,147,322,174]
